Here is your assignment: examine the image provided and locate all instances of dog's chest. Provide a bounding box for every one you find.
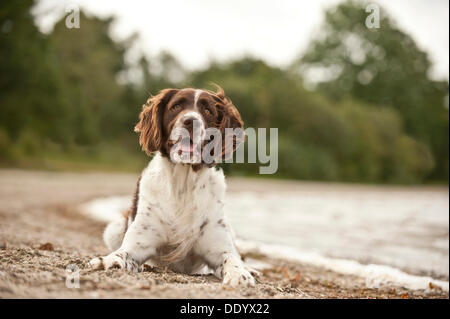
[165,175,220,220]
[140,159,226,230]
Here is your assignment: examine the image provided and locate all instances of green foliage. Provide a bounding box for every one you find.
[296,0,449,181]
[49,12,129,144]
[0,0,69,145]
[187,58,434,183]
[0,1,447,184]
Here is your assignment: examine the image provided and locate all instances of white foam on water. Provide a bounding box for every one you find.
[236,239,449,291]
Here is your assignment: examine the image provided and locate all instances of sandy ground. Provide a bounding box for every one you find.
[0,169,448,299]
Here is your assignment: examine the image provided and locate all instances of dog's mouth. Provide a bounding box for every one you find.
[178,137,195,155]
[169,133,204,164]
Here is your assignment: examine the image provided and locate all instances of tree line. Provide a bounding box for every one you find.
[1,0,448,183]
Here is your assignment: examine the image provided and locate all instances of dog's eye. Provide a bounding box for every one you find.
[170,104,181,112]
[204,108,212,116]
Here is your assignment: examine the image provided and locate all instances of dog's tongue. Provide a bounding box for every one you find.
[180,140,194,152]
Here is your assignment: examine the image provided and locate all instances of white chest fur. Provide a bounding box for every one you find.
[137,153,227,245]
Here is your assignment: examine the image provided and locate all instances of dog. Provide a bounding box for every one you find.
[89,87,255,286]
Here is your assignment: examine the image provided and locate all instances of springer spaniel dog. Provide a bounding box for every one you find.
[89,87,255,286]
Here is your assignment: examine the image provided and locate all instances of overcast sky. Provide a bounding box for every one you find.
[34,0,449,80]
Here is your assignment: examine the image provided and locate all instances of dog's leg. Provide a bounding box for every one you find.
[194,218,255,287]
[89,216,160,273]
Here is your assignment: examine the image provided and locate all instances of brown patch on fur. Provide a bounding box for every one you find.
[210,86,245,160]
[129,175,142,222]
[121,175,142,236]
[200,220,208,231]
[135,89,179,155]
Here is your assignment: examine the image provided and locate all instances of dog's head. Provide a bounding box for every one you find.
[134,87,244,168]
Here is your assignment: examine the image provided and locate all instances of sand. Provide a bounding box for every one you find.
[0,169,447,299]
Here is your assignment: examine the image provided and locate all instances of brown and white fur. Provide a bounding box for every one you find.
[89,87,255,286]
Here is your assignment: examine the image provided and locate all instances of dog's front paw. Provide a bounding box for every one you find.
[223,266,255,287]
[89,251,139,273]
[89,256,106,269]
[221,257,255,287]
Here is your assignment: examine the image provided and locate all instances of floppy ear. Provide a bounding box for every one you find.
[134,89,178,155]
[213,87,245,160]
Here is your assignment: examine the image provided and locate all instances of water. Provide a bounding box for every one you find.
[224,184,449,280]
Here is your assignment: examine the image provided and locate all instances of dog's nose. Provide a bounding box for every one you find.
[183,117,194,127]
[183,117,202,132]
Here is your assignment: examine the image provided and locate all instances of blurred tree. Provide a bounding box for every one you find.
[0,2,444,183]
[0,0,70,153]
[49,11,128,144]
[295,0,449,181]
[188,57,432,183]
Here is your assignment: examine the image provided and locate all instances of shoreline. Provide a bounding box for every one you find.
[0,169,448,298]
